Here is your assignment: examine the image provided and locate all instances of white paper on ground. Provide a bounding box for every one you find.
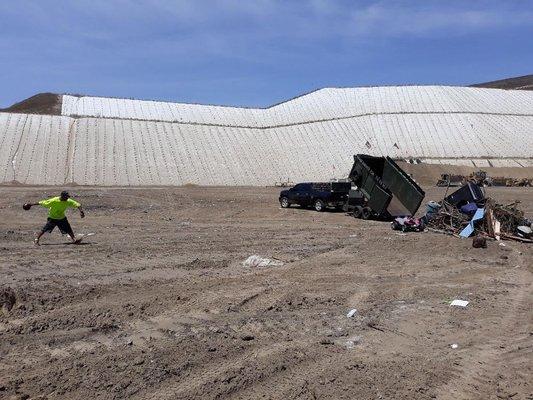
[346,309,357,318]
[242,255,283,268]
[450,300,469,307]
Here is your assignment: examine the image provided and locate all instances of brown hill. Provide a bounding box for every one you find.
[1,92,62,115]
[471,74,533,90]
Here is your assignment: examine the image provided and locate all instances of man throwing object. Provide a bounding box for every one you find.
[24,191,85,245]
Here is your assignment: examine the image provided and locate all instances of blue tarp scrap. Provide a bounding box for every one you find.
[460,207,485,238]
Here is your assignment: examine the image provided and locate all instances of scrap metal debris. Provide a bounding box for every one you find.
[424,184,532,243]
[436,171,532,187]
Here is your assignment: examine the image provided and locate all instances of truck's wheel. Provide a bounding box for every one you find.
[314,199,325,212]
[361,207,372,220]
[280,197,290,208]
[353,206,363,218]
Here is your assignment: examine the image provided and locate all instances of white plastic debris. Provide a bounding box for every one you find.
[450,300,469,307]
[242,255,283,268]
[451,343,459,349]
[498,242,506,247]
[517,225,532,239]
[346,309,358,318]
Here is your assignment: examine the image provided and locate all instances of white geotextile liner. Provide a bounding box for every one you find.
[61,86,533,126]
[4,85,533,186]
[1,109,533,185]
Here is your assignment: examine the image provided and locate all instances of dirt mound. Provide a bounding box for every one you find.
[1,93,62,115]
[0,286,16,312]
[471,74,533,90]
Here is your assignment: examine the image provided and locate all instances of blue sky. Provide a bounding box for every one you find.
[1,0,532,108]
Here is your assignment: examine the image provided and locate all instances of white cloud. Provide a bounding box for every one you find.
[2,1,531,45]
[346,1,533,38]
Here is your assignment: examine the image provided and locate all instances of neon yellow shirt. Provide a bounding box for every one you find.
[39,197,81,220]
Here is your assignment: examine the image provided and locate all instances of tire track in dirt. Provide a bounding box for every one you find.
[140,341,312,400]
[436,268,532,400]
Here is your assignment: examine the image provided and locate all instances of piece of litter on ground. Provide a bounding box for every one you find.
[345,336,362,349]
[346,309,357,318]
[451,343,458,349]
[450,300,469,307]
[499,242,506,247]
[349,234,357,238]
[242,255,283,268]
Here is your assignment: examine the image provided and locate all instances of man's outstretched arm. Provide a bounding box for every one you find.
[24,199,51,209]
[78,206,85,218]
[24,202,42,208]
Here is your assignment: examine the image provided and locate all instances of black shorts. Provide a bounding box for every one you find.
[41,217,74,236]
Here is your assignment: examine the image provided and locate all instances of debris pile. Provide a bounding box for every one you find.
[436,171,532,187]
[484,199,531,241]
[424,184,532,243]
[391,216,425,232]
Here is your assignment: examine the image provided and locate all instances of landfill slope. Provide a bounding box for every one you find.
[0,186,531,399]
[1,86,533,186]
[60,86,533,125]
[0,113,72,185]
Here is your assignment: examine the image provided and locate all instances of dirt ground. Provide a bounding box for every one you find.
[0,185,531,400]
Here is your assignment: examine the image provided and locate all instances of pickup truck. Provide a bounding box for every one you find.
[279,182,351,211]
